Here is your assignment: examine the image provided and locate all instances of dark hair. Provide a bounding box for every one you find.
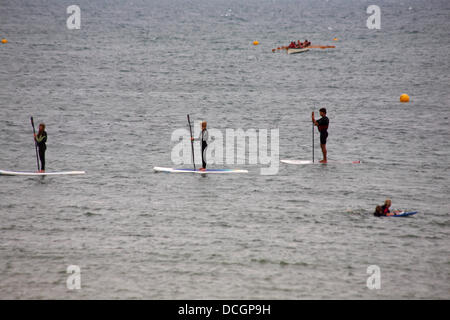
[319,108,327,114]
[374,205,382,216]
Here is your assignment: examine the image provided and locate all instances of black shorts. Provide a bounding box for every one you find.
[320,131,328,145]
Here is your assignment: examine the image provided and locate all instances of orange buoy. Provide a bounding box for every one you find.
[253,40,259,45]
[1,39,7,44]
[400,94,410,103]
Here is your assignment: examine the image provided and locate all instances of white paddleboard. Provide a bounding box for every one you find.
[281,160,361,165]
[153,167,248,174]
[0,170,86,176]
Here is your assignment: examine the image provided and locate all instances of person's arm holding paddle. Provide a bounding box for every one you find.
[34,127,47,144]
[312,111,318,126]
[34,132,46,143]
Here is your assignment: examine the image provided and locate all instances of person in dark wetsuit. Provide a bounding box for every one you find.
[34,123,47,172]
[312,108,329,163]
[191,121,208,171]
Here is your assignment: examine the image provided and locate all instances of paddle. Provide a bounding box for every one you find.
[30,116,40,171]
[312,113,315,163]
[307,45,335,49]
[187,114,196,170]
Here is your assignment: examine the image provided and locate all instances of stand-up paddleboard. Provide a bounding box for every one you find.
[280,160,361,165]
[0,170,85,176]
[387,211,418,217]
[153,167,248,174]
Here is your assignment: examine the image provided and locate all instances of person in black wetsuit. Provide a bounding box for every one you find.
[34,123,47,172]
[191,121,208,171]
[312,108,329,163]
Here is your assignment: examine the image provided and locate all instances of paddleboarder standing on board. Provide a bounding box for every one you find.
[34,123,47,172]
[191,121,209,171]
[312,108,329,163]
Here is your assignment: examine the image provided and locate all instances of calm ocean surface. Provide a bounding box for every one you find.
[0,0,449,299]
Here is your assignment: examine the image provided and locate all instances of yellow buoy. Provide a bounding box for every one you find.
[1,39,7,44]
[253,40,259,46]
[400,94,410,103]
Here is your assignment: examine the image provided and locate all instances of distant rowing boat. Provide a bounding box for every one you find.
[287,48,309,54]
[272,45,335,53]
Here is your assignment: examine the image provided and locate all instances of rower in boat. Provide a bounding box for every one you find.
[288,41,296,49]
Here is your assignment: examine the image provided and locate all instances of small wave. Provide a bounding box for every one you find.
[251,258,308,267]
[431,220,450,227]
[279,261,309,267]
[398,234,421,239]
[84,211,102,216]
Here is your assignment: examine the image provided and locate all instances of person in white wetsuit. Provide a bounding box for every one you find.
[191,121,209,171]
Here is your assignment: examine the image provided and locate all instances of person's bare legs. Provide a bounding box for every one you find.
[320,144,327,163]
